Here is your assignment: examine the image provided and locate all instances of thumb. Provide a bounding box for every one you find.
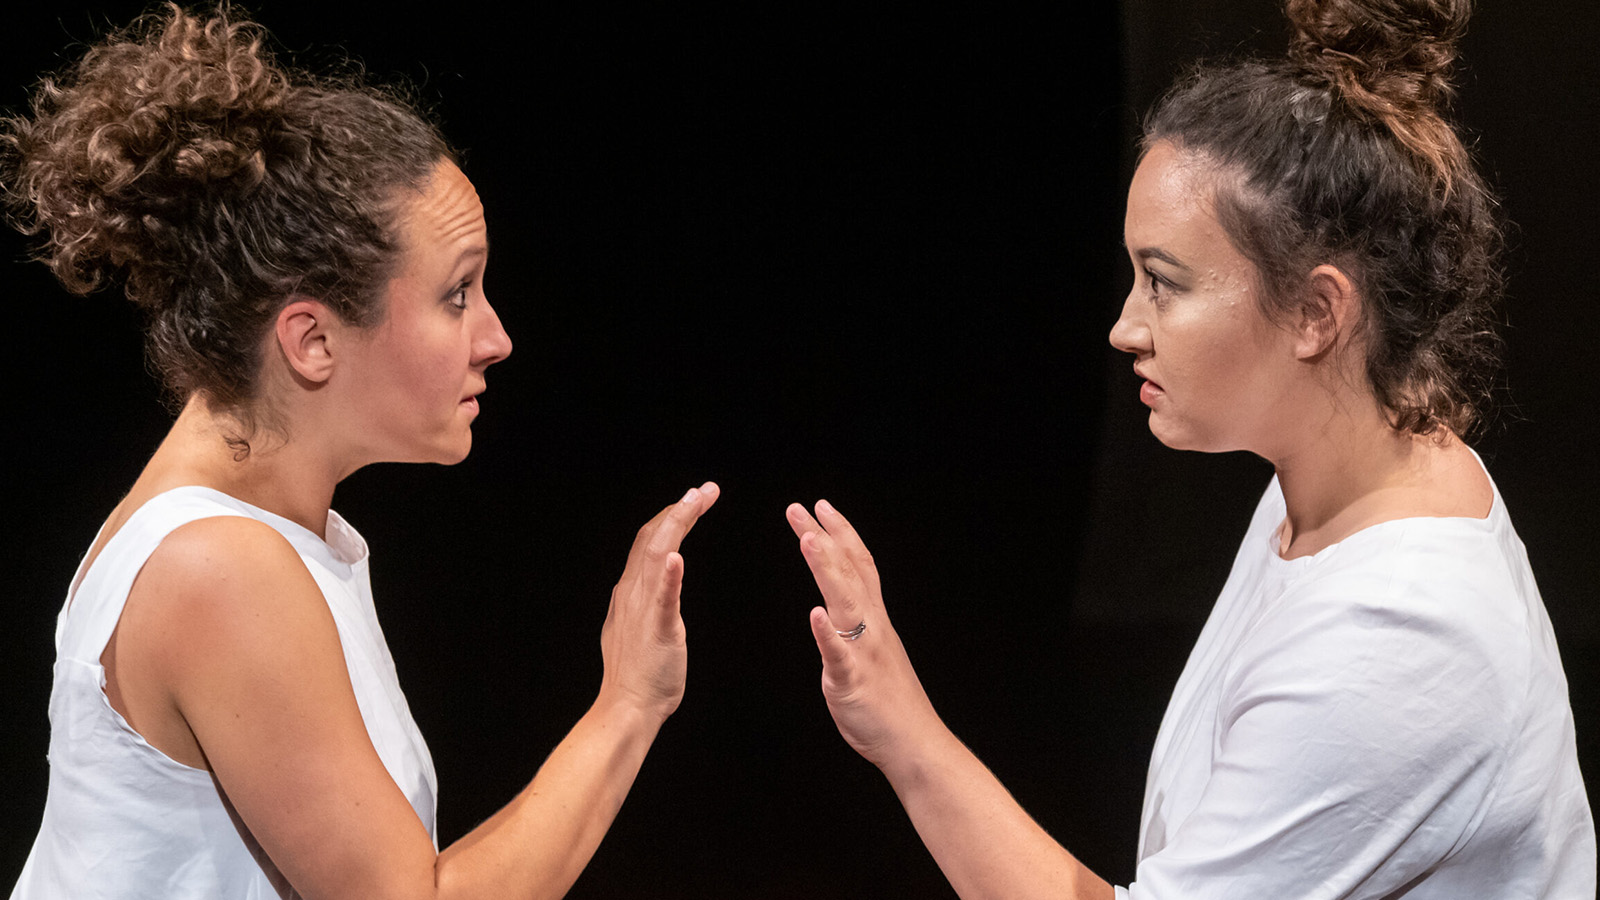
[809,605,855,677]
[657,551,684,622]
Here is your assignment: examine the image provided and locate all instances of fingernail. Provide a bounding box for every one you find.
[680,487,701,504]
[817,499,835,515]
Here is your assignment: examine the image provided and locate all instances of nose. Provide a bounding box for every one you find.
[473,297,513,367]
[1108,286,1149,358]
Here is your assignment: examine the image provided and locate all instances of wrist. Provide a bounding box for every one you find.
[874,717,964,790]
[591,686,674,735]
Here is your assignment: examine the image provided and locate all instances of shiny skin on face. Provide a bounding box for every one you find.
[338,160,513,465]
[1108,141,1299,455]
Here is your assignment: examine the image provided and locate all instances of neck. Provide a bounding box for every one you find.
[134,396,345,539]
[1266,392,1480,559]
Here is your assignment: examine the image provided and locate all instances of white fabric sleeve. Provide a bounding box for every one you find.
[1122,590,1517,900]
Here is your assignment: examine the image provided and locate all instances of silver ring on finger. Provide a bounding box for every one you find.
[835,621,867,641]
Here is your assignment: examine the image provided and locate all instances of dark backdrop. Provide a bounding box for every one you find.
[2,3,1592,897]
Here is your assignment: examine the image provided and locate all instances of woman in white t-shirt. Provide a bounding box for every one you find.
[5,7,716,898]
[784,0,1596,897]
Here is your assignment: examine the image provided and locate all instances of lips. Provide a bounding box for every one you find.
[1134,366,1163,406]
[1139,381,1163,406]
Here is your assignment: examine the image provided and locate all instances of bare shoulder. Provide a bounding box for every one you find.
[111,514,348,767]
[117,515,436,893]
[128,515,334,653]
[145,514,308,578]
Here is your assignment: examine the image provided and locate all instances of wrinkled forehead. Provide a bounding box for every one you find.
[393,159,486,252]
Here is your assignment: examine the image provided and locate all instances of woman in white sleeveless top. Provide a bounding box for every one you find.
[4,7,718,899]
[781,0,1594,897]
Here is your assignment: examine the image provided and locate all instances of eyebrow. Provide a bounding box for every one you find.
[1135,247,1191,272]
[453,244,489,266]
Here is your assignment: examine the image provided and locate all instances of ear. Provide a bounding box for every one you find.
[274,297,338,384]
[1294,264,1360,360]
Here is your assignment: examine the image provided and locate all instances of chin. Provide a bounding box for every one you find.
[1148,414,1230,453]
[437,436,473,465]
[403,431,473,466]
[1148,413,1191,450]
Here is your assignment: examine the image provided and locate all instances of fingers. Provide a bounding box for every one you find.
[645,481,718,558]
[790,499,882,613]
[787,500,870,561]
[629,481,720,566]
[799,528,869,634]
[677,481,720,539]
[785,501,822,540]
[636,484,715,626]
[813,499,881,595]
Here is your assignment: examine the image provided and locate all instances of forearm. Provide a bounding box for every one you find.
[883,728,1113,900]
[434,697,664,900]
[431,484,715,899]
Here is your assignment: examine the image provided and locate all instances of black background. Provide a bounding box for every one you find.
[2,2,1594,896]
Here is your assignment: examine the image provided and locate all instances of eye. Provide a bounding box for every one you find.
[447,280,471,310]
[1143,268,1173,307]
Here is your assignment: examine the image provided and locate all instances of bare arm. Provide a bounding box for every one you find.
[786,500,1113,900]
[118,483,718,900]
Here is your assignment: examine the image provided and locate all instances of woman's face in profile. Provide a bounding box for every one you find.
[335,160,513,466]
[1109,142,1299,455]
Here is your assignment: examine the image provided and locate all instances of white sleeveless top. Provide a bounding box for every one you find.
[11,487,438,900]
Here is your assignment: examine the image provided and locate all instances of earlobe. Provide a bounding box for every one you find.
[1296,264,1359,360]
[274,298,336,384]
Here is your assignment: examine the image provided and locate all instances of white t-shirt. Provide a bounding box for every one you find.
[1119,471,1595,899]
[11,486,438,900]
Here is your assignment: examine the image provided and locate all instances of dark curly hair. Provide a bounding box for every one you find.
[1,3,453,445]
[1144,0,1503,438]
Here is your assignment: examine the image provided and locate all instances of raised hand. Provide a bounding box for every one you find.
[786,499,944,770]
[785,501,1113,900]
[600,482,720,723]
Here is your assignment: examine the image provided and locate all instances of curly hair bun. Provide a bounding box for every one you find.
[5,3,289,299]
[1284,0,1474,199]
[3,3,450,424]
[1287,0,1470,108]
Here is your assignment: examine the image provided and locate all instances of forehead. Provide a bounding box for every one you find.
[1126,141,1216,231]
[1125,141,1253,265]
[395,160,485,259]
